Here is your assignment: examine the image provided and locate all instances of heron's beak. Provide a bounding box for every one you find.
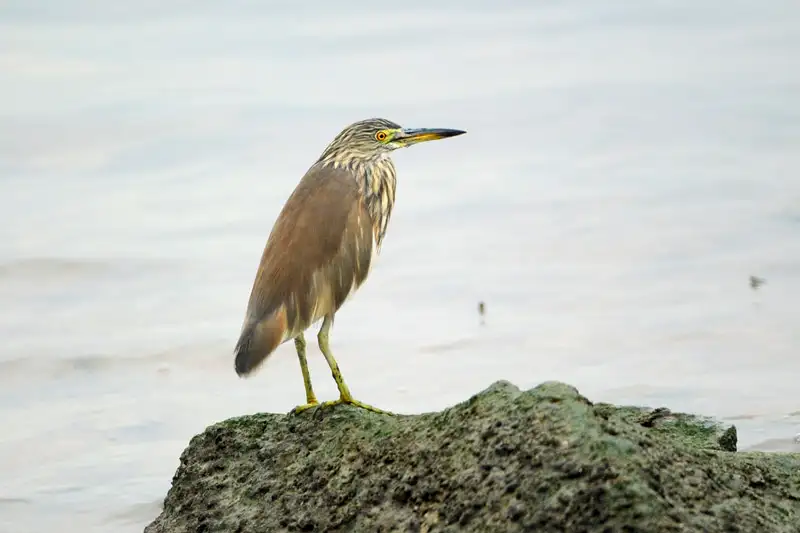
[396,127,466,146]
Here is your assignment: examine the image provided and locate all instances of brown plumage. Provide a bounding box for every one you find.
[232,117,465,413]
[234,164,375,375]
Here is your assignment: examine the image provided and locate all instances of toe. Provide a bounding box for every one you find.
[343,398,393,415]
[290,401,319,414]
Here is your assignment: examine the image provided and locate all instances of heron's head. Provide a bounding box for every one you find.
[318,117,466,164]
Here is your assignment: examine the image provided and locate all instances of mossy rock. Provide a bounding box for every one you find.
[145,380,800,532]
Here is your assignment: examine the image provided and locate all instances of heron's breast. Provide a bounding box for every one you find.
[300,209,379,330]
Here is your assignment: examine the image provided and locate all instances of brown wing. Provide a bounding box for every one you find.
[234,163,376,376]
[244,163,375,340]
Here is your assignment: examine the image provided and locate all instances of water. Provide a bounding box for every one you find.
[1,1,799,531]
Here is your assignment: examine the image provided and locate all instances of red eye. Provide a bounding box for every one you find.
[375,131,388,142]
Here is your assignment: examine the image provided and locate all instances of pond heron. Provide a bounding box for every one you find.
[233,118,466,414]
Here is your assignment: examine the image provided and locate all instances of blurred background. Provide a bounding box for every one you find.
[1,1,799,531]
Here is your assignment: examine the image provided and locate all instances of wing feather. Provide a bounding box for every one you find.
[244,163,375,340]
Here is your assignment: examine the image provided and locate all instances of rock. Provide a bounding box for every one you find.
[145,381,800,533]
[593,403,739,452]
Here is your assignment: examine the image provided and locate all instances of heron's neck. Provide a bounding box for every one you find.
[360,157,397,249]
[321,155,397,249]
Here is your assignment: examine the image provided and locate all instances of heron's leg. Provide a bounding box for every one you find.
[290,333,319,414]
[316,315,392,415]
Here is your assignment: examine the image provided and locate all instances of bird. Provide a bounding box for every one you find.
[233,118,466,415]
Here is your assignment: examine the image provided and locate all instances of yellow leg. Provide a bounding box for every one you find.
[290,333,319,413]
[315,315,392,415]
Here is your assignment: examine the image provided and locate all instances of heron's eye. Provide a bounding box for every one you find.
[375,131,389,142]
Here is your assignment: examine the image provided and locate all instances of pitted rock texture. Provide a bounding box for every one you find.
[146,380,800,533]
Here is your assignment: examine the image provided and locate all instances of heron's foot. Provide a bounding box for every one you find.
[290,400,320,414]
[319,395,394,415]
[291,395,393,415]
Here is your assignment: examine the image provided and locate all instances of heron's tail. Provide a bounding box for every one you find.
[234,307,288,376]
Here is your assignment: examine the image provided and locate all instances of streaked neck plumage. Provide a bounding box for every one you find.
[316,150,397,250]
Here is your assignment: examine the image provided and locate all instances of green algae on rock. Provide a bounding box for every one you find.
[145,381,800,533]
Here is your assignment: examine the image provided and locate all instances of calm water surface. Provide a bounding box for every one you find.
[2,1,800,531]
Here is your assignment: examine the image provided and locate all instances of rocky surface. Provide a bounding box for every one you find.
[145,381,800,533]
